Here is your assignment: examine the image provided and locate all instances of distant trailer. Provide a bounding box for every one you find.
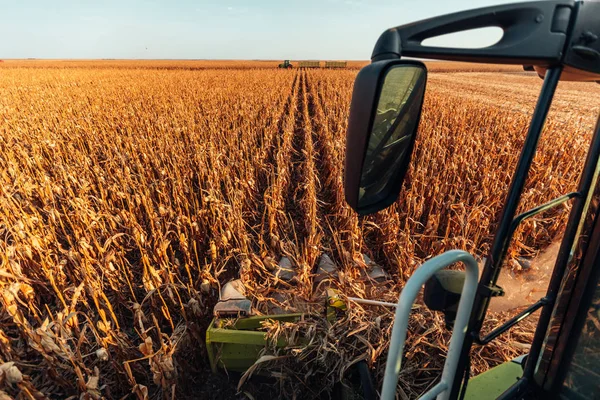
[298,61,320,68]
[325,61,347,68]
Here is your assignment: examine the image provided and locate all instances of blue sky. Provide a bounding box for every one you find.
[0,0,521,60]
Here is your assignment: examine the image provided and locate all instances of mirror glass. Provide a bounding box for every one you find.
[358,64,426,209]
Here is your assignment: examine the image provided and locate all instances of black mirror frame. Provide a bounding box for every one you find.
[344,59,427,215]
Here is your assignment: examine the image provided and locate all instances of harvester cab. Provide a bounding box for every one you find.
[344,1,600,399]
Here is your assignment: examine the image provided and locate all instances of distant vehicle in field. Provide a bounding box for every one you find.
[278,60,293,69]
[298,60,320,68]
[325,61,347,68]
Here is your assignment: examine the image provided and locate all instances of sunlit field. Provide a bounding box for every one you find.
[1,60,599,399]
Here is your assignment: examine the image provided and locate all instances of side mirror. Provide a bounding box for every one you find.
[344,60,427,215]
[423,270,466,328]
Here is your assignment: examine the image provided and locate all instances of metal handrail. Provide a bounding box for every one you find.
[475,296,549,345]
[381,250,479,400]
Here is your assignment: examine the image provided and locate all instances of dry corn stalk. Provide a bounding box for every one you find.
[0,61,597,399]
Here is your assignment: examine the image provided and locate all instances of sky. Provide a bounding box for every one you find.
[0,0,522,60]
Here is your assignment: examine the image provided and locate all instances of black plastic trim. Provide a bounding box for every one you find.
[563,0,600,74]
[344,60,427,215]
[372,1,575,65]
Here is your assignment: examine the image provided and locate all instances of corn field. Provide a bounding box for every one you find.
[0,61,599,399]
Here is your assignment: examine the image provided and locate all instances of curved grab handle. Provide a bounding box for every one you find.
[372,0,574,65]
[381,250,479,400]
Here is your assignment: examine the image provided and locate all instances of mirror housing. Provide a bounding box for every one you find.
[345,60,427,215]
[424,270,466,328]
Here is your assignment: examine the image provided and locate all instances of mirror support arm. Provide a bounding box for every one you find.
[371,1,574,65]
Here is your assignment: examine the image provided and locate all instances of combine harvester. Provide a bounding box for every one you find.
[280,61,347,69]
[211,0,600,398]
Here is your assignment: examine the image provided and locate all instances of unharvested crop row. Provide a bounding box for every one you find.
[0,68,297,399]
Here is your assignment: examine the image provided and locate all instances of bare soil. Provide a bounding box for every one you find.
[488,241,560,313]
